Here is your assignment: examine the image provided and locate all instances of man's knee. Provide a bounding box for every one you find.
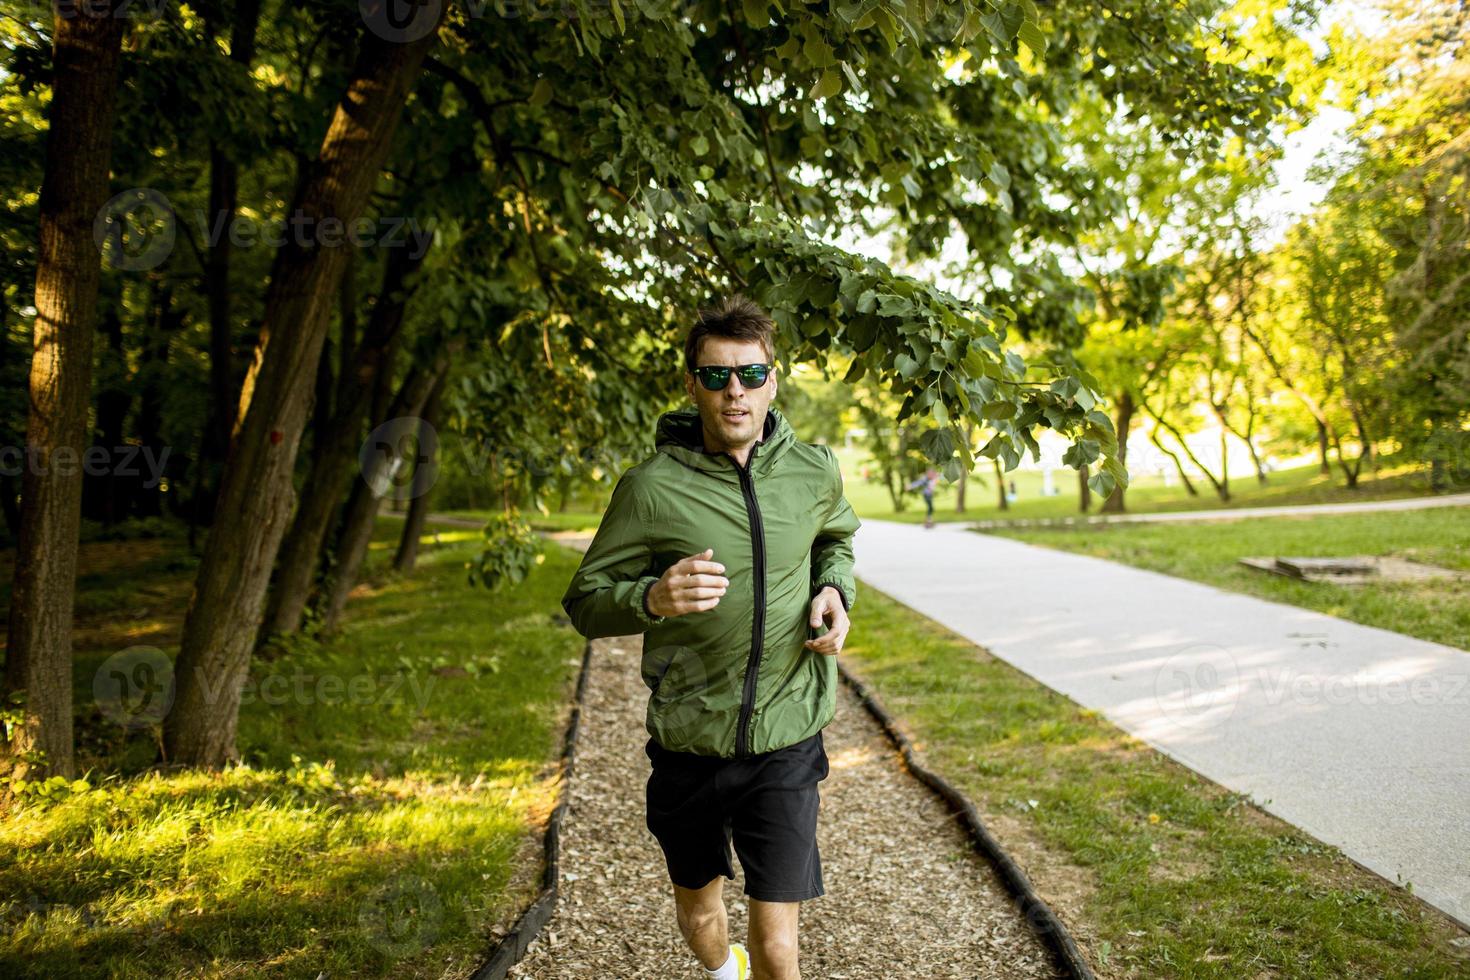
[677,901,723,936]
[673,881,725,936]
[750,930,799,979]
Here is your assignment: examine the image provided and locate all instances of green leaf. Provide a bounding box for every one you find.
[981,399,1017,420]
[1088,471,1116,498]
[529,78,554,109]
[1018,20,1046,55]
[610,0,625,33]
[803,28,835,68]
[691,135,709,156]
[876,293,914,317]
[811,69,843,100]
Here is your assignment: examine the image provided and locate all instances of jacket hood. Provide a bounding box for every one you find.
[654,404,796,478]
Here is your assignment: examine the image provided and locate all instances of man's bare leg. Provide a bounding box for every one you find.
[673,878,730,969]
[748,898,800,980]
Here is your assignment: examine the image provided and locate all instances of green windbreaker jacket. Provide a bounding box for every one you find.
[560,404,861,758]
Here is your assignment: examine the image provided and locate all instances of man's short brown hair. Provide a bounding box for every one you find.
[684,294,776,372]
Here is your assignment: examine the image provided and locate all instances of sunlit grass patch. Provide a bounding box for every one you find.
[1,516,583,978]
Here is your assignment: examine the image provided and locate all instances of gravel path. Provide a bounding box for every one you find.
[506,631,1064,979]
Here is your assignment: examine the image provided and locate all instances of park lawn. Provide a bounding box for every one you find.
[839,585,1470,979]
[984,507,1470,652]
[479,447,1456,530]
[834,448,1452,525]
[0,515,583,979]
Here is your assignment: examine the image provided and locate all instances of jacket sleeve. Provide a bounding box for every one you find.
[561,470,666,639]
[810,446,861,612]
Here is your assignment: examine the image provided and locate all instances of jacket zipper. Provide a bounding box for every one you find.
[731,442,765,758]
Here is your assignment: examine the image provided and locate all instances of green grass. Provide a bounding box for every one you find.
[840,585,1470,978]
[0,517,583,978]
[834,448,1457,524]
[402,505,604,535]
[986,507,1470,651]
[460,447,1458,533]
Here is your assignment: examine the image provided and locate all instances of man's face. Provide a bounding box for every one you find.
[684,336,777,454]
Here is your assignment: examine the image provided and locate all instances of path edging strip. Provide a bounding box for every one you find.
[836,659,1098,980]
[471,636,594,980]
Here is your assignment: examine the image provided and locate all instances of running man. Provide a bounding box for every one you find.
[906,467,939,528]
[561,294,861,980]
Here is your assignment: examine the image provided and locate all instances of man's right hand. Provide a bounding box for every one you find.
[645,548,728,618]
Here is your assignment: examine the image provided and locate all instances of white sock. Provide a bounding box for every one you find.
[705,946,739,980]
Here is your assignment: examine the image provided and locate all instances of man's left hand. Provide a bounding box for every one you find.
[804,587,850,657]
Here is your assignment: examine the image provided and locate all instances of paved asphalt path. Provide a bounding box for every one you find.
[852,517,1470,930]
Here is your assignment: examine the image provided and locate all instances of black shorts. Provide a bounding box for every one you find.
[644,729,829,902]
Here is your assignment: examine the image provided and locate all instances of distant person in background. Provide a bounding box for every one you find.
[1007,478,1018,503]
[905,467,939,528]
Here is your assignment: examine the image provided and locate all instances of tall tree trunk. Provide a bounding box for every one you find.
[133,281,182,519]
[262,243,424,640]
[1149,426,1198,496]
[993,458,1007,511]
[1242,322,1336,477]
[88,302,127,525]
[0,309,16,539]
[319,355,452,633]
[1140,397,1229,501]
[311,332,336,454]
[1211,398,1267,486]
[3,5,127,780]
[1330,428,1363,489]
[163,18,445,769]
[393,369,447,572]
[1100,388,1134,513]
[1219,429,1231,501]
[1077,465,1091,512]
[195,0,263,531]
[884,463,902,511]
